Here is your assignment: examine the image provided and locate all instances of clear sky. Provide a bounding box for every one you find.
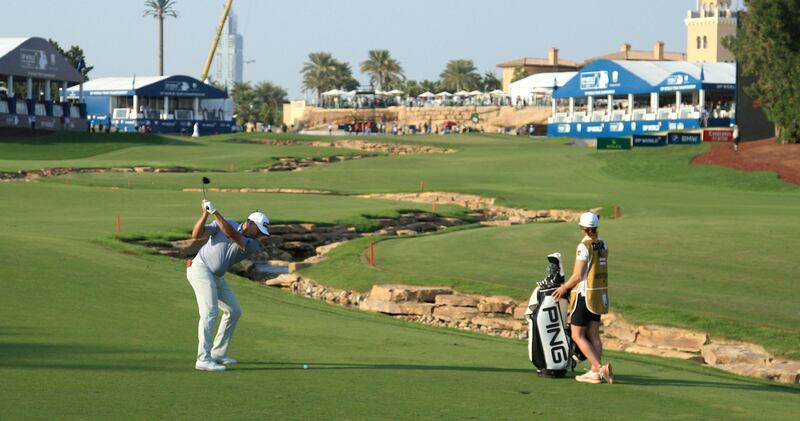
[1,0,733,99]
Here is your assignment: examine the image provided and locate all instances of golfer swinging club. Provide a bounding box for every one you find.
[187,199,270,371]
[552,212,613,384]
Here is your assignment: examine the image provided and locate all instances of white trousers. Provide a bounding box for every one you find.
[186,260,242,362]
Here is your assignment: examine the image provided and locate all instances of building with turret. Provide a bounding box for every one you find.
[685,0,738,63]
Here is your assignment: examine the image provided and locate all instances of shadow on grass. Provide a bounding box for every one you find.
[233,361,531,374]
[0,342,185,372]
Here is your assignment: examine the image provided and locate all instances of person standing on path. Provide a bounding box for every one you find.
[187,199,270,371]
[552,212,613,384]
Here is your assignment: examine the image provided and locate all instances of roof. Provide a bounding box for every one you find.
[66,75,228,99]
[509,71,577,90]
[554,60,735,98]
[496,57,582,69]
[584,49,687,64]
[0,37,84,83]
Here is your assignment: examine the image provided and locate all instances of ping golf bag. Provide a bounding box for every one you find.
[525,253,584,378]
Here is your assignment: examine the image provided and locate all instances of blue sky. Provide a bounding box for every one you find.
[1,0,732,99]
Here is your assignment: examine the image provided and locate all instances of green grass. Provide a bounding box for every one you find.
[1,131,799,418]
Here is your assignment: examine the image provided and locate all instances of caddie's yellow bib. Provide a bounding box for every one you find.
[568,236,609,315]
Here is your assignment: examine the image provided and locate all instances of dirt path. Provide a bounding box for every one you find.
[692,138,800,186]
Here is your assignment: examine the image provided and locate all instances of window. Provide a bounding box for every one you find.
[703,36,708,49]
[697,36,702,49]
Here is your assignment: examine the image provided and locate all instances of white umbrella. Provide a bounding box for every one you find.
[454,90,470,96]
[321,89,344,96]
[386,89,404,95]
[489,89,507,96]
[436,91,453,97]
[418,91,435,98]
[344,90,357,97]
[469,90,483,96]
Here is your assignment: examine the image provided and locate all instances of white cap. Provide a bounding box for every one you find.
[578,212,599,228]
[247,211,270,236]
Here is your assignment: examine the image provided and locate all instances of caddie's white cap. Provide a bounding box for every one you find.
[578,212,599,228]
[247,211,270,236]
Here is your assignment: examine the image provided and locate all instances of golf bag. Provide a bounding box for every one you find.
[525,253,584,378]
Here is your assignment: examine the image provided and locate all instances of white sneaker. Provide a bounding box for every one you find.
[214,356,238,365]
[195,360,226,372]
[575,370,601,384]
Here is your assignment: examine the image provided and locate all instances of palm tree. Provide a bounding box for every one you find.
[439,59,481,92]
[301,52,358,103]
[360,49,404,91]
[143,0,179,76]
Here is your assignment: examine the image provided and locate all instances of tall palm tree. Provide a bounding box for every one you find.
[360,49,404,91]
[143,0,179,76]
[301,52,358,103]
[439,59,481,92]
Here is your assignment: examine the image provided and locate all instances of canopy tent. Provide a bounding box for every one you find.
[435,91,453,97]
[553,60,735,98]
[454,90,470,96]
[418,91,434,98]
[321,89,346,96]
[469,90,484,96]
[385,89,404,95]
[488,89,508,97]
[509,71,577,99]
[66,75,228,99]
[0,37,84,84]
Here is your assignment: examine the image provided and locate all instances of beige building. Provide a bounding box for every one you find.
[583,41,686,64]
[496,48,581,93]
[685,0,738,63]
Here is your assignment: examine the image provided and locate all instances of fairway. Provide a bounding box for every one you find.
[1,131,798,419]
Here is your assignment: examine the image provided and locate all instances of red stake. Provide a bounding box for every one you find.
[369,241,375,267]
[127,178,132,188]
[419,180,424,191]
[116,215,121,234]
[614,206,619,219]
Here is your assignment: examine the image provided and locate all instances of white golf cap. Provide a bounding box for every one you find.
[247,211,270,236]
[578,212,599,228]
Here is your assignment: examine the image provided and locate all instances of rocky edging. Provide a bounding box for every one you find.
[236,138,456,155]
[0,166,193,182]
[262,279,800,384]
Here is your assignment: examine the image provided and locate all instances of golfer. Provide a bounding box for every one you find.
[187,199,270,371]
[552,212,613,384]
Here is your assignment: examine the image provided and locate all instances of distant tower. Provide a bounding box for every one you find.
[685,0,738,63]
[213,9,244,88]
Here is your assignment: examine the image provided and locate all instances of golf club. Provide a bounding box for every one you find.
[201,176,211,200]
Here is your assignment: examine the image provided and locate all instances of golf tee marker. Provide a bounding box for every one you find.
[116,215,121,234]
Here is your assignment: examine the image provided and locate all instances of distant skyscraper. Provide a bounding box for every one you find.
[213,9,243,88]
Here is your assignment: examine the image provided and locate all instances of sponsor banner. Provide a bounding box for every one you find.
[597,137,632,150]
[632,134,667,147]
[667,132,702,144]
[108,118,235,134]
[703,129,733,143]
[547,118,700,138]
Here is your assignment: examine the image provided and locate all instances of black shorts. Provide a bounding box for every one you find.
[571,295,601,326]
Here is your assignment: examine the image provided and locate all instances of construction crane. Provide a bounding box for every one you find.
[200,0,234,82]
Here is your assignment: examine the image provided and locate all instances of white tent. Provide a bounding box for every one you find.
[469,90,483,96]
[386,89,404,95]
[435,91,453,97]
[321,89,345,96]
[454,90,470,96]
[508,71,577,104]
[418,91,434,98]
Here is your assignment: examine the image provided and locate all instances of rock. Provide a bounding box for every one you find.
[288,262,312,272]
[316,242,343,255]
[512,305,529,320]
[769,360,800,373]
[601,311,619,327]
[369,284,453,303]
[358,299,434,316]
[701,343,770,366]
[471,316,525,331]
[435,294,480,307]
[635,325,709,352]
[776,372,800,384]
[170,238,206,258]
[602,337,628,351]
[433,306,480,322]
[395,229,417,236]
[264,274,300,287]
[714,363,773,380]
[624,345,705,363]
[477,296,516,314]
[602,319,638,343]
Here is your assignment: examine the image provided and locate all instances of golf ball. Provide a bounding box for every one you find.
[303,364,309,369]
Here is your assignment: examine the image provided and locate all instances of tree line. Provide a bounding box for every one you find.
[301,50,501,102]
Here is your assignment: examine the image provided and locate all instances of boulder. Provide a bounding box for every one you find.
[433,306,480,322]
[264,274,300,288]
[512,305,530,320]
[288,262,312,272]
[624,345,705,363]
[369,284,453,303]
[701,343,770,366]
[601,337,627,352]
[358,299,434,316]
[714,363,773,380]
[635,325,709,352]
[395,229,418,236]
[435,294,480,307]
[471,316,525,331]
[602,319,638,343]
[477,296,516,314]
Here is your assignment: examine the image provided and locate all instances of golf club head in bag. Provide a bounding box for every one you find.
[201,177,211,200]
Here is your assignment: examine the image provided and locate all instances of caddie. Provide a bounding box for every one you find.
[552,212,613,384]
[186,199,269,372]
